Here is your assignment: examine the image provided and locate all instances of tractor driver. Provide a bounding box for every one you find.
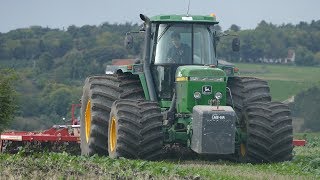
[166,32,192,64]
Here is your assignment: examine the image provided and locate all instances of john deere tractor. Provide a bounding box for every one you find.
[80,14,293,163]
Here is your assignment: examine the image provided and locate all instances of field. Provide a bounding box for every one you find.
[0,134,319,179]
[236,63,320,101]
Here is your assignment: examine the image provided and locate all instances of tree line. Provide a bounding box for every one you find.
[217,20,320,66]
[1,20,320,69]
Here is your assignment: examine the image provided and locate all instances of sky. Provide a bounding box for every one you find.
[1,0,319,33]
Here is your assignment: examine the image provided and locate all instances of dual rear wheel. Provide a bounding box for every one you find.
[227,77,293,163]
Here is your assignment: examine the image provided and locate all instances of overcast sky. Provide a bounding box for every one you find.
[1,0,319,33]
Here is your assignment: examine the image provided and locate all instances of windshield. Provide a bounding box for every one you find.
[153,24,216,65]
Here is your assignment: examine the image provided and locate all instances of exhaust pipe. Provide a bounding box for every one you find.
[140,14,157,101]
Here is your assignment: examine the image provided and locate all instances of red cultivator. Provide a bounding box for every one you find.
[293,139,306,146]
[0,104,81,153]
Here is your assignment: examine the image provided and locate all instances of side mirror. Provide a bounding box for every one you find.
[124,33,134,49]
[139,23,146,32]
[232,38,240,52]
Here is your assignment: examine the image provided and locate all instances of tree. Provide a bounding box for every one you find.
[37,52,54,71]
[84,45,126,64]
[67,25,78,38]
[48,87,73,117]
[230,24,241,32]
[40,83,77,120]
[0,69,18,132]
[295,46,316,66]
[313,51,320,65]
[213,25,222,32]
[293,86,320,131]
[42,31,72,57]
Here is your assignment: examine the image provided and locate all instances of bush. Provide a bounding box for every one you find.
[292,86,320,131]
[0,69,18,132]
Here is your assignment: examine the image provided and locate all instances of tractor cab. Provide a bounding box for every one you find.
[119,14,240,111]
[150,22,218,101]
[153,23,216,65]
[133,14,233,104]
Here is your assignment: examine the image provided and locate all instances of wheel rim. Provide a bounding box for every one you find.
[109,115,117,152]
[240,143,246,157]
[85,100,91,143]
[0,140,3,153]
[240,114,247,158]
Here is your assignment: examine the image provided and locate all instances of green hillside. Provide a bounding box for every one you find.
[236,63,320,101]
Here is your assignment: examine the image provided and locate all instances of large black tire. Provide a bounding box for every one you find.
[80,73,144,156]
[108,100,164,160]
[239,102,273,163]
[227,77,293,163]
[0,140,4,153]
[227,77,271,117]
[226,77,272,163]
[268,102,293,162]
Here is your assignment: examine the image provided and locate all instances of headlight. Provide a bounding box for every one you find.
[194,92,201,99]
[215,92,222,100]
[176,77,188,82]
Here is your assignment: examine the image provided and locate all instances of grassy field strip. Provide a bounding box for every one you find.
[235,63,320,101]
[1,146,319,179]
[0,133,319,179]
[178,162,310,180]
[235,63,320,82]
[267,80,314,101]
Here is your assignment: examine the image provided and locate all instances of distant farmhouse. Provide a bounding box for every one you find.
[284,49,296,64]
[259,49,295,64]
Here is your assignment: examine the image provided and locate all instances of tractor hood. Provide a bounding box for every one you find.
[176,65,226,79]
[175,65,227,113]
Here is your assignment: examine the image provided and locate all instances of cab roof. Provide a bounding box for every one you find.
[150,14,219,24]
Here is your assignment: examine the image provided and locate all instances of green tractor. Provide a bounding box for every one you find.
[80,14,293,163]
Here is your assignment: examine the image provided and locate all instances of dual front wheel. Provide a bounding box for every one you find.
[80,74,163,160]
[108,100,163,160]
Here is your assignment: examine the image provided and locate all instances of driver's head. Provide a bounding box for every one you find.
[171,32,181,48]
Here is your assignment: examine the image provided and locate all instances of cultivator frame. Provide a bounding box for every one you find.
[293,139,306,146]
[0,104,81,153]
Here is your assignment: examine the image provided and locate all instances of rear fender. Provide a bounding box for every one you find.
[105,64,150,100]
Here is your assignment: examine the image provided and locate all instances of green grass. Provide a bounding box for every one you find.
[0,150,318,179]
[235,63,320,101]
[268,80,313,101]
[1,134,320,179]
